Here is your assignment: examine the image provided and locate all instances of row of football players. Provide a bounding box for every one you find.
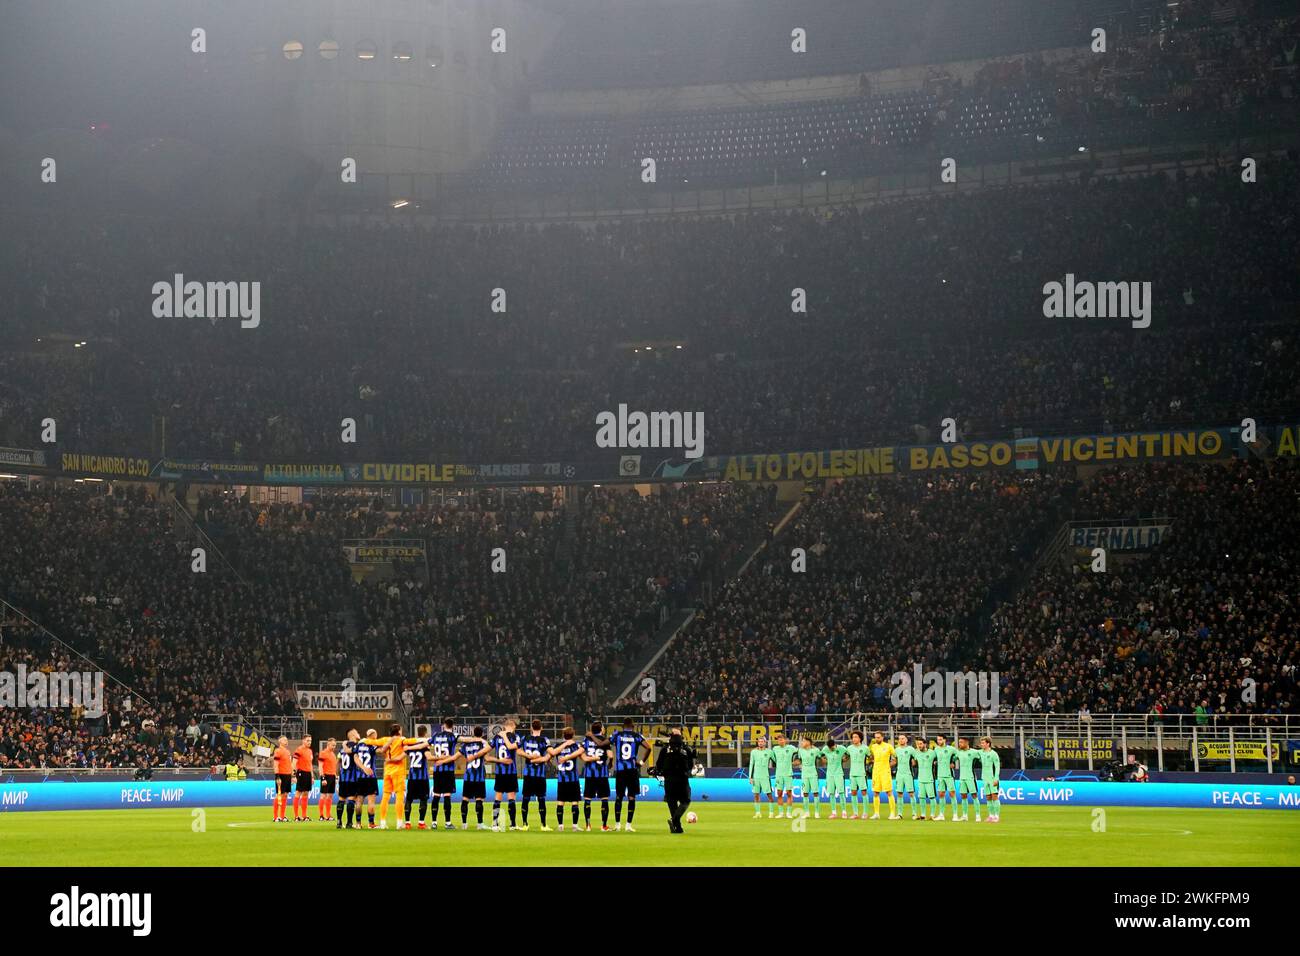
[749,731,1003,822]
[271,718,658,831]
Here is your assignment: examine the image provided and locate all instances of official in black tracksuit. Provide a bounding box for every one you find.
[655,732,696,833]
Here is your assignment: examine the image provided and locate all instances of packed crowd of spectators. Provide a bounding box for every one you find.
[0,9,1295,761]
[350,482,776,716]
[0,482,353,768]
[975,460,1299,719]
[2,161,1297,464]
[624,471,1073,715]
[625,460,1300,720]
[0,480,775,767]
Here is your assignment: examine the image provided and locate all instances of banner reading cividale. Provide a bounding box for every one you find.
[16,423,1300,488]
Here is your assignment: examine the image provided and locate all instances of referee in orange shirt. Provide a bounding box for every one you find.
[317,739,339,822]
[292,735,315,822]
[272,737,293,822]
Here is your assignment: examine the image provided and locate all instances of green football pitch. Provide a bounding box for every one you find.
[2,805,1298,866]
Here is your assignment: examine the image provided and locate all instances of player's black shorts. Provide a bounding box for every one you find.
[522,776,547,798]
[339,778,355,799]
[275,773,293,795]
[583,777,611,799]
[494,773,518,795]
[615,769,640,798]
[432,771,456,795]
[557,780,581,802]
[295,770,313,792]
[357,776,379,797]
[406,778,430,800]
[319,774,336,795]
[461,779,486,800]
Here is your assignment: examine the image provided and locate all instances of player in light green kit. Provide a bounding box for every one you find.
[845,731,869,818]
[820,737,849,818]
[892,733,919,820]
[977,736,1002,823]
[770,732,799,818]
[795,735,822,819]
[748,737,775,818]
[954,738,981,821]
[911,737,938,819]
[931,733,958,821]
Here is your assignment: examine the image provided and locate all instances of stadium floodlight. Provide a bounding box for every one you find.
[391,199,410,209]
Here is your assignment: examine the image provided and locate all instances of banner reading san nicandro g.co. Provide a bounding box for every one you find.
[60,452,151,478]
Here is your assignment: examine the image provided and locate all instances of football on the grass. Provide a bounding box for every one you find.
[685,812,698,824]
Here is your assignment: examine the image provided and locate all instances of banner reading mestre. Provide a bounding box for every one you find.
[651,427,1236,483]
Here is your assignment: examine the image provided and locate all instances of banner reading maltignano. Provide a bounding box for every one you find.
[296,688,394,712]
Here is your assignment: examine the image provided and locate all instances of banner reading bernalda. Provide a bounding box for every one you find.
[653,427,1234,483]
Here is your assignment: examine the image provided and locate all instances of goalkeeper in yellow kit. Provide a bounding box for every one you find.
[368,723,423,829]
[868,731,899,820]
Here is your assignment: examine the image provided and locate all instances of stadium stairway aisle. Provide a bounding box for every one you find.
[613,498,802,705]
[948,478,1079,667]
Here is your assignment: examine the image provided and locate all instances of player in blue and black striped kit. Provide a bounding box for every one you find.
[580,721,612,831]
[608,719,651,832]
[488,719,521,831]
[458,727,492,830]
[554,728,585,831]
[403,736,432,829]
[519,720,552,831]
[428,719,462,830]
[336,730,373,830]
